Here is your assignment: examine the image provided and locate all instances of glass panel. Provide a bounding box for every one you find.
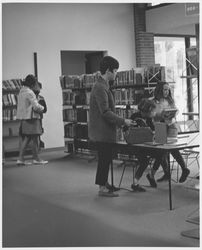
[190,37,197,47]
[154,37,187,121]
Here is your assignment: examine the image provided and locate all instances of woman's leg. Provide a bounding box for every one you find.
[135,153,149,182]
[18,136,31,162]
[150,157,162,178]
[172,150,190,183]
[32,135,40,161]
[171,150,186,170]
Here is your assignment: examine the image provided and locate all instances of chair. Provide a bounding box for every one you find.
[171,122,200,182]
[118,154,154,189]
[117,154,139,188]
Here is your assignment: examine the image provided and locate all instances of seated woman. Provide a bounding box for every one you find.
[147,82,190,185]
[127,98,167,191]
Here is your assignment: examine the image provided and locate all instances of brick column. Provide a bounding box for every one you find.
[133,4,155,67]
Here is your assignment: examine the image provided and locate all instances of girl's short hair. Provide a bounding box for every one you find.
[138,98,156,114]
[23,74,37,87]
[100,56,119,75]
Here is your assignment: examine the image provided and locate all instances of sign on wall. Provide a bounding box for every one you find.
[185,3,199,16]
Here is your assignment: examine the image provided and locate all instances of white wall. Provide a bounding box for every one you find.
[146,3,199,35]
[2,3,136,148]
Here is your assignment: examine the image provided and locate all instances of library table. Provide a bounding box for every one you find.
[113,132,199,210]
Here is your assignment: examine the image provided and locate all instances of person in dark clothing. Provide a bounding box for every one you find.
[32,81,47,150]
[88,56,133,197]
[129,98,167,191]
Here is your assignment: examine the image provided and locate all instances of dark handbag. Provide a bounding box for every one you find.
[124,118,154,144]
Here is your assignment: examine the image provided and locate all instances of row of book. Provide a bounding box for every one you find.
[63,105,138,123]
[63,108,89,122]
[64,123,88,139]
[114,88,153,105]
[2,79,23,90]
[3,109,17,121]
[64,122,125,142]
[3,94,18,107]
[114,89,134,105]
[63,91,91,106]
[114,66,165,86]
[60,72,100,89]
[60,65,165,89]
[63,89,153,106]
[115,108,135,119]
[64,124,75,138]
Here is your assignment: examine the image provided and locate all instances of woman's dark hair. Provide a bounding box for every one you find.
[154,82,174,105]
[23,74,37,88]
[100,56,119,75]
[37,82,42,89]
[138,98,156,114]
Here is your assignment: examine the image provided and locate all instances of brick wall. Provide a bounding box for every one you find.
[133,4,155,67]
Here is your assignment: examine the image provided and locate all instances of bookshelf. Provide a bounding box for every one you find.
[2,79,23,154]
[60,65,166,154]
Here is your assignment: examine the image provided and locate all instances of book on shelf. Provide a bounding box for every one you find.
[63,109,77,122]
[64,123,75,138]
[75,124,88,139]
[12,79,22,89]
[60,72,100,89]
[3,93,18,106]
[3,108,17,121]
[114,89,135,105]
[77,108,88,123]
[2,79,22,90]
[75,92,87,105]
[63,91,75,105]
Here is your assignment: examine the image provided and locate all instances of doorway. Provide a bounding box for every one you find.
[60,50,107,76]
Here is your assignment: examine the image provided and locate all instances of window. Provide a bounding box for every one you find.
[154,36,198,124]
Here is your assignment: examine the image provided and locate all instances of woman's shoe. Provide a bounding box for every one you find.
[33,159,48,165]
[179,168,190,183]
[146,174,157,188]
[98,187,119,197]
[105,182,120,192]
[131,184,146,192]
[157,174,169,182]
[16,160,25,166]
[16,160,32,166]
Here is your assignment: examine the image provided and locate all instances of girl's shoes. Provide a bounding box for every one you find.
[33,159,48,165]
[16,160,32,166]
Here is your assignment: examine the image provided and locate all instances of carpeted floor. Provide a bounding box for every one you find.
[2,149,200,247]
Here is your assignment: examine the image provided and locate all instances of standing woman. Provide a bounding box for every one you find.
[16,74,48,165]
[152,82,190,183]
